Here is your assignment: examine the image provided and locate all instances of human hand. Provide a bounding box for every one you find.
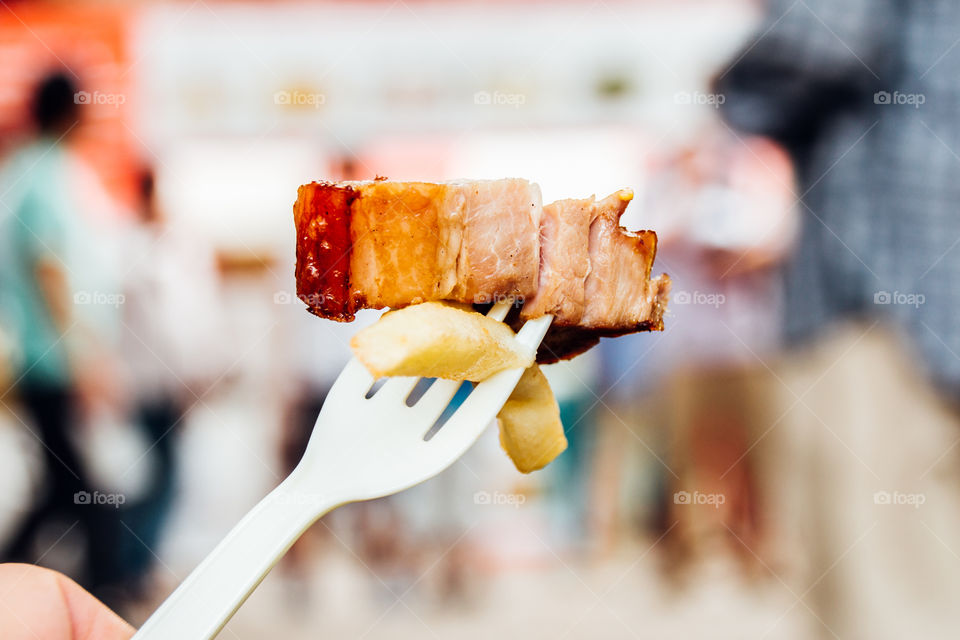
[0,564,134,640]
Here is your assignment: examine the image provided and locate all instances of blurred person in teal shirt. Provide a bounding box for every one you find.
[0,72,121,594]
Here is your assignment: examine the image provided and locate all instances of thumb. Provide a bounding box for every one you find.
[0,563,135,640]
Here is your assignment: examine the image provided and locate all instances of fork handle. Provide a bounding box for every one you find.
[132,473,340,640]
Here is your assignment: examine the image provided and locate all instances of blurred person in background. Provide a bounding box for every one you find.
[112,166,220,606]
[718,1,960,637]
[603,130,794,578]
[0,71,124,594]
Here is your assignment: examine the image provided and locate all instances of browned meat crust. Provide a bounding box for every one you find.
[293,179,670,362]
[294,182,357,321]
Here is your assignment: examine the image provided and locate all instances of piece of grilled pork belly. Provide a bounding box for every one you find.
[293,178,669,362]
[519,189,670,362]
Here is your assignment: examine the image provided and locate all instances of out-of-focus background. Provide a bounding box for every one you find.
[2,1,960,638]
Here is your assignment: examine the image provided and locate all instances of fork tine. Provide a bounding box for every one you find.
[405,308,550,433]
[424,369,520,457]
[422,314,553,451]
[407,378,463,422]
[514,313,554,350]
[380,301,512,414]
[330,301,537,437]
[372,375,420,404]
[486,300,512,322]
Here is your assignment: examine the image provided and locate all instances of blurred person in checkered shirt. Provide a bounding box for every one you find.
[717,1,960,638]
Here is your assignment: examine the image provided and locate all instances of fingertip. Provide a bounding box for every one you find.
[0,563,134,640]
[53,571,136,640]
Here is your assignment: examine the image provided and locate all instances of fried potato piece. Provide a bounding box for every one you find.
[351,301,565,472]
[497,364,567,473]
[350,302,533,381]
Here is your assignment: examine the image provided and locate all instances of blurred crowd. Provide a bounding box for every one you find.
[2,1,960,638]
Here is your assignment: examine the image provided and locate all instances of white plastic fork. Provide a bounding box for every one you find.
[132,302,552,640]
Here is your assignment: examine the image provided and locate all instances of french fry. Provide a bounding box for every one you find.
[350,302,533,381]
[351,301,566,472]
[497,364,567,473]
